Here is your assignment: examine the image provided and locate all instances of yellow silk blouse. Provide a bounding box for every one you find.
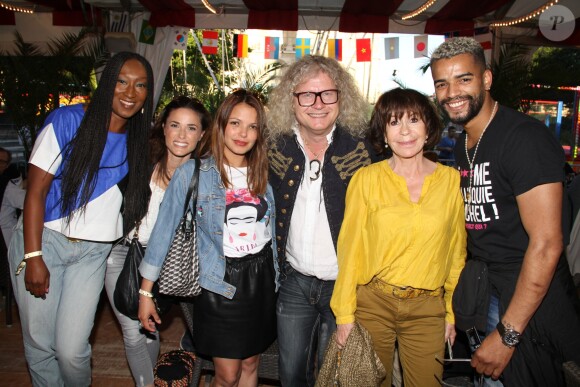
[331,160,466,324]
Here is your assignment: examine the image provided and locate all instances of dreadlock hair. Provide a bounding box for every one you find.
[200,89,268,196]
[149,95,211,187]
[58,52,154,235]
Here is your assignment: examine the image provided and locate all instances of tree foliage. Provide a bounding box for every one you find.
[530,47,580,87]
[0,28,106,156]
[157,30,282,117]
[490,43,532,112]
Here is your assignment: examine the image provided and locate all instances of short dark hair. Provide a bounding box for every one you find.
[368,88,442,157]
[430,37,487,70]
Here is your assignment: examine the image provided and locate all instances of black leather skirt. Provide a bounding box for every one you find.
[192,242,277,359]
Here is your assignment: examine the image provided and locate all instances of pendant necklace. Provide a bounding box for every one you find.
[227,164,248,188]
[303,140,328,181]
[464,101,498,203]
[231,165,247,176]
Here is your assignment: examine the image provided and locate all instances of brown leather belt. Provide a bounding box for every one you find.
[369,277,443,299]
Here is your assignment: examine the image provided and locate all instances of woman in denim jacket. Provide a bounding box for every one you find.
[139,90,278,386]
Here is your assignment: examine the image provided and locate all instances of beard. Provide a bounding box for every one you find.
[438,91,485,126]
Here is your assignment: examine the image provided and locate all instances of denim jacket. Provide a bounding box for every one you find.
[139,157,279,299]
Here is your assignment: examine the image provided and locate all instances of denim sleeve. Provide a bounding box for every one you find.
[139,163,192,281]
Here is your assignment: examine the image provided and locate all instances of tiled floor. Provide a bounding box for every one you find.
[0,292,187,386]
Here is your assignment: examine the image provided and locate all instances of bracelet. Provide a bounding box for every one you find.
[24,251,42,260]
[139,289,154,298]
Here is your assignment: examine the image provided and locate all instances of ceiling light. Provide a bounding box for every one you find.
[402,0,438,21]
[490,0,558,27]
[0,1,34,14]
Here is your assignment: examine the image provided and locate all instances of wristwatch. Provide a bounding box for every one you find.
[496,321,522,348]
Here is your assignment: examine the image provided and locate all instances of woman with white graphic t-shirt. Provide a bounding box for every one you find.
[139,90,278,386]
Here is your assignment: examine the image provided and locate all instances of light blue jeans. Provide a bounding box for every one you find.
[276,265,337,387]
[8,220,111,387]
[475,295,504,387]
[104,244,159,387]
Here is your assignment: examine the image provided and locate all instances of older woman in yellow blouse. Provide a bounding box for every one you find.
[331,88,466,387]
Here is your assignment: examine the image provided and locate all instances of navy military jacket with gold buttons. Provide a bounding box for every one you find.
[268,126,379,267]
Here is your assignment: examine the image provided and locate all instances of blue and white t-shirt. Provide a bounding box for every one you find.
[29,104,128,241]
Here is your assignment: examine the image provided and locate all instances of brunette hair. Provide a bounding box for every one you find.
[202,89,268,195]
[369,88,442,157]
[149,96,211,186]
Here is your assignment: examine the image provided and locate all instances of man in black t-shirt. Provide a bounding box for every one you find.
[431,37,580,386]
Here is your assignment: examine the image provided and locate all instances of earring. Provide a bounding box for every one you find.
[384,142,389,149]
[141,107,144,114]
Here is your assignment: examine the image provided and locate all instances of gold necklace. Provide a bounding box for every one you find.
[464,101,498,203]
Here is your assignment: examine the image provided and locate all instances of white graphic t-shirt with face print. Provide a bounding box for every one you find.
[223,166,271,258]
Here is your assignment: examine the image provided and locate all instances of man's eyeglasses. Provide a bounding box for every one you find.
[293,89,339,107]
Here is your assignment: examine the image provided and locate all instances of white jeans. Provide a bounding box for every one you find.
[105,243,159,387]
[9,220,111,387]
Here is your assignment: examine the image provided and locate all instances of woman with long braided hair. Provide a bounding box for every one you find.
[8,52,154,386]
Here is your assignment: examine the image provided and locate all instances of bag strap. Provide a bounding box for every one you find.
[182,157,201,217]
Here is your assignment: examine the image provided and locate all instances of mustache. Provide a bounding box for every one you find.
[439,95,474,105]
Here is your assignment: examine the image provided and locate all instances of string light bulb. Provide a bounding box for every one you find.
[490,0,558,27]
[0,1,34,14]
[402,0,438,21]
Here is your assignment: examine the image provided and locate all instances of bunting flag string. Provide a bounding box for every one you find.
[414,35,428,58]
[202,30,219,54]
[109,11,129,32]
[138,19,156,45]
[265,36,280,59]
[174,31,457,63]
[173,28,189,51]
[327,39,342,61]
[384,37,399,60]
[295,38,311,58]
[233,34,248,58]
[356,38,371,62]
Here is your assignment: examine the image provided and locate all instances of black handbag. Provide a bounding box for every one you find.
[158,158,202,298]
[114,222,172,320]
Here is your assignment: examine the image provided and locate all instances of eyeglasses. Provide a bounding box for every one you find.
[293,89,339,107]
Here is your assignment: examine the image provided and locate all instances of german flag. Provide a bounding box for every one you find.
[233,34,248,58]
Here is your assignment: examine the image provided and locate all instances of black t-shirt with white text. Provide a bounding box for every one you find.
[454,105,564,269]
